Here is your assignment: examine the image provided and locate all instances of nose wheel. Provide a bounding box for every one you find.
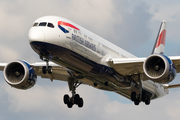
[41,57,52,74]
[42,66,52,74]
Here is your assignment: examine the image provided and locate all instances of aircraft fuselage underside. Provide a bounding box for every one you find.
[30,41,155,100]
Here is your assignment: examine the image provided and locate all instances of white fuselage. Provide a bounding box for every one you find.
[29,16,168,100]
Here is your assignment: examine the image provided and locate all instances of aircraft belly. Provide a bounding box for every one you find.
[30,41,155,100]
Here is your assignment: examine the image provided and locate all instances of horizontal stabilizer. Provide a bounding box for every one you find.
[163,84,180,89]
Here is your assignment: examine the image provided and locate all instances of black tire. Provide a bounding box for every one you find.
[131,92,136,101]
[78,98,83,108]
[145,95,150,105]
[74,94,80,104]
[48,66,52,74]
[134,99,140,105]
[142,92,145,102]
[42,66,47,74]
[67,102,73,108]
[63,94,69,104]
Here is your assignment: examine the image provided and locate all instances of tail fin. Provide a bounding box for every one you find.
[151,20,167,54]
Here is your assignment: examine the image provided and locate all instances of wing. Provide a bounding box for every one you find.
[107,20,180,81]
[0,63,7,70]
[108,57,145,76]
[0,62,69,82]
[108,57,149,80]
[31,62,69,81]
[168,56,180,73]
[108,56,180,81]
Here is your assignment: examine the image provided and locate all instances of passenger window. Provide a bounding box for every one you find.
[39,22,47,26]
[74,30,77,34]
[33,22,39,27]
[47,23,54,28]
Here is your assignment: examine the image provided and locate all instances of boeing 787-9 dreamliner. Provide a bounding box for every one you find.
[1,16,180,108]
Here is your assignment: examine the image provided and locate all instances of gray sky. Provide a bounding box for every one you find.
[0,0,180,120]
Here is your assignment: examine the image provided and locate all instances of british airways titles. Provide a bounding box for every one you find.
[72,34,96,52]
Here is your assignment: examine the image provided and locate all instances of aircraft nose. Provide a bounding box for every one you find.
[28,27,45,42]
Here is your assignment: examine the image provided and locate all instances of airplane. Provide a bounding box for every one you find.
[1,16,180,108]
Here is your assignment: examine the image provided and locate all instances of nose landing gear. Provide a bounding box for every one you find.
[42,66,52,74]
[40,55,52,74]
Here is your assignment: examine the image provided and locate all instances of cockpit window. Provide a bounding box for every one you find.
[47,23,54,28]
[33,22,39,27]
[34,22,54,28]
[39,22,47,26]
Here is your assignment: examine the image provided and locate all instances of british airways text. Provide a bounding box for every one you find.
[72,34,96,51]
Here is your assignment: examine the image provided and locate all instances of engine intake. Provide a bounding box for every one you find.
[143,54,176,83]
[3,60,37,90]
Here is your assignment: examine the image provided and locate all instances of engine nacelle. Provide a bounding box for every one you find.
[3,60,37,90]
[143,54,176,84]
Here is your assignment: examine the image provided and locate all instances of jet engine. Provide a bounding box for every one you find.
[3,60,37,90]
[143,54,176,84]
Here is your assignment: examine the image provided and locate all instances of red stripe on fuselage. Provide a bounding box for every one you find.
[155,29,166,48]
[58,21,80,30]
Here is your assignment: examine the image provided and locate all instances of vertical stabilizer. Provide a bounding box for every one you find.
[151,20,167,54]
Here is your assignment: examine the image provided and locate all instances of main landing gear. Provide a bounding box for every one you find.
[40,55,83,108]
[130,74,151,105]
[131,91,150,105]
[63,72,84,108]
[64,94,83,108]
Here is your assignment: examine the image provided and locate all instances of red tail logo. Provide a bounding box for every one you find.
[155,29,166,48]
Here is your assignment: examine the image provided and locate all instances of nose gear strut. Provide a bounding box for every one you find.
[40,55,52,74]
